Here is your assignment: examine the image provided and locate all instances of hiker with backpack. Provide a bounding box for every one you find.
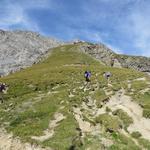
[110,58,115,67]
[0,83,8,103]
[83,71,92,91]
[103,72,112,80]
[84,71,91,82]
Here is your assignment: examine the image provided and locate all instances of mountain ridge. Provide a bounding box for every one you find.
[0,30,150,77]
[78,42,150,72]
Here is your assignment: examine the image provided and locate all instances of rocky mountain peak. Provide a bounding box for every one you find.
[0,30,63,76]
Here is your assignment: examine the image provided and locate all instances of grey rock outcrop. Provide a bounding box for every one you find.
[79,43,114,65]
[115,55,150,72]
[0,30,63,76]
[79,43,150,72]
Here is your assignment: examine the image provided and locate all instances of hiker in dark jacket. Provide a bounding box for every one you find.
[0,83,7,103]
[0,83,6,92]
[110,58,115,67]
[84,71,91,82]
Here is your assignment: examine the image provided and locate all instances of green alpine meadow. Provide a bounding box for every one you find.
[0,43,150,150]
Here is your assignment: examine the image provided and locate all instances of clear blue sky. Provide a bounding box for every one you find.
[0,0,150,56]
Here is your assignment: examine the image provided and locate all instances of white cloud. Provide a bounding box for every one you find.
[84,32,103,43]
[73,30,123,54]
[83,31,123,54]
[105,44,123,54]
[124,2,150,56]
[81,0,150,56]
[0,0,150,57]
[0,0,51,32]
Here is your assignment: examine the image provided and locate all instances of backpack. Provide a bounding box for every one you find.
[0,84,6,92]
[85,71,91,78]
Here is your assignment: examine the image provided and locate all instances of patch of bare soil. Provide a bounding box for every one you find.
[73,107,101,136]
[32,113,66,142]
[106,89,150,140]
[0,129,52,150]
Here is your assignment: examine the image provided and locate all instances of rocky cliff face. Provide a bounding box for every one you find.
[115,55,150,72]
[79,42,150,72]
[79,43,114,65]
[0,30,63,76]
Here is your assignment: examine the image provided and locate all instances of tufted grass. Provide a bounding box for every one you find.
[0,43,149,149]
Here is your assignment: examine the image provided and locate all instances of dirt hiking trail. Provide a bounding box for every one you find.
[106,89,150,140]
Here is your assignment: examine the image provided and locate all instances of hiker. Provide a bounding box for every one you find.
[0,83,7,103]
[84,71,91,82]
[103,72,112,80]
[110,58,115,67]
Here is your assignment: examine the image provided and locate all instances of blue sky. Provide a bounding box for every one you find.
[0,0,150,56]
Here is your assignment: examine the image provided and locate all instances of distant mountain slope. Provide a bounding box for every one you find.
[0,30,149,76]
[0,30,63,76]
[79,42,150,73]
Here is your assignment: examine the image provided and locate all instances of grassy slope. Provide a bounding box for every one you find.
[0,43,150,150]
